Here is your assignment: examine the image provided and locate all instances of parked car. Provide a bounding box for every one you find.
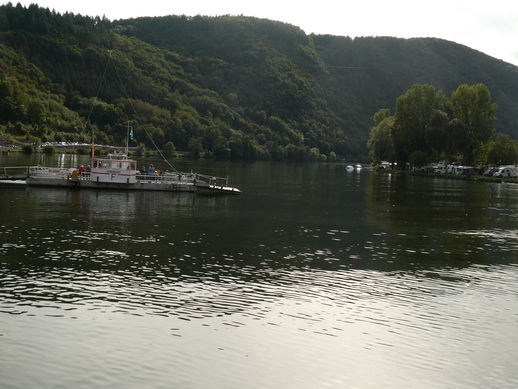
[483,168,497,177]
[493,166,518,178]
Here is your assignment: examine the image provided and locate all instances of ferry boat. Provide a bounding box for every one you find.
[24,152,241,194]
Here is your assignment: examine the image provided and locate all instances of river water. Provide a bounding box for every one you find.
[1,154,517,388]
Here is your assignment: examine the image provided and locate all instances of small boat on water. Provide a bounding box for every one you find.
[21,152,241,194]
[345,164,363,171]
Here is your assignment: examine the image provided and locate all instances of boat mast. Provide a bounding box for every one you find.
[125,121,133,156]
[91,126,95,159]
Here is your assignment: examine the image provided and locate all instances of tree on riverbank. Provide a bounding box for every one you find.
[368,83,507,167]
[450,84,497,165]
[485,133,518,165]
[367,109,394,163]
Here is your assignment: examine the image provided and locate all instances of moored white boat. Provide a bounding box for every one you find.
[25,152,241,194]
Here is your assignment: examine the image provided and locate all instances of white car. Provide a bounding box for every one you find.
[493,166,517,178]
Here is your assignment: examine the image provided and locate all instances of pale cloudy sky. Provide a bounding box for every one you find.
[10,0,518,66]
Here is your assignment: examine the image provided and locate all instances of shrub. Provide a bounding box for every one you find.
[43,145,57,154]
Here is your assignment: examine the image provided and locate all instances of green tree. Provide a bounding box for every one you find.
[27,99,45,124]
[485,133,518,165]
[163,141,176,157]
[392,84,442,168]
[425,102,450,157]
[135,143,146,156]
[450,83,496,165]
[187,137,203,158]
[409,151,433,168]
[22,144,34,154]
[367,109,395,163]
[228,136,244,159]
[213,136,231,160]
[309,147,320,161]
[0,76,25,122]
[43,144,57,154]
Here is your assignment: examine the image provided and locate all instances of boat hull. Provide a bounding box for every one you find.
[26,176,196,192]
[196,182,242,195]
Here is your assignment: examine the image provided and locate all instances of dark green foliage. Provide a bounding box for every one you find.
[485,133,518,165]
[163,141,176,157]
[21,144,33,153]
[1,3,518,162]
[369,83,503,167]
[450,84,497,164]
[43,144,57,154]
[392,84,444,165]
[135,143,145,156]
[409,151,433,168]
[368,109,395,163]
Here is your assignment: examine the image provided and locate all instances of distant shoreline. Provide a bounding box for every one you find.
[376,168,518,184]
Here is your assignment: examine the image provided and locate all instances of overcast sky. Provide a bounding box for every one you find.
[10,0,518,66]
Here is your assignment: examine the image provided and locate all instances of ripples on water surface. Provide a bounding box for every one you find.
[1,162,518,388]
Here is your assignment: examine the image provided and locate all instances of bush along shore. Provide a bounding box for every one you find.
[374,166,518,184]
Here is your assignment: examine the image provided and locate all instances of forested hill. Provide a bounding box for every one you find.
[1,3,518,161]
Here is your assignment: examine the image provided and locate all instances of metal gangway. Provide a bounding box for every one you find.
[0,166,29,180]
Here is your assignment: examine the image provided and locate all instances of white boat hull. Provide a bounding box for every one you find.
[196,182,242,194]
[26,176,196,192]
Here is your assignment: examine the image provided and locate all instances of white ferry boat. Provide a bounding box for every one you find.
[24,152,241,194]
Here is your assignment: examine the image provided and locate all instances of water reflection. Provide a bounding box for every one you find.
[364,173,518,269]
[2,173,516,322]
[1,163,518,388]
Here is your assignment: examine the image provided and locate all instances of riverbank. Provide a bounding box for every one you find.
[376,168,518,184]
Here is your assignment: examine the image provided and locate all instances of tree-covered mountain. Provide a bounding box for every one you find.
[1,3,518,161]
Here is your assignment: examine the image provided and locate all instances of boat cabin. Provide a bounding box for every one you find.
[90,153,138,184]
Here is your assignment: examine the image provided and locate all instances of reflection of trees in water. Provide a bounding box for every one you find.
[0,188,232,276]
[3,169,517,322]
[364,173,499,268]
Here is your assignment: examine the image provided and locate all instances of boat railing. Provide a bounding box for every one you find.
[28,166,72,178]
[0,166,29,180]
[105,152,132,160]
[196,173,230,188]
[136,171,197,184]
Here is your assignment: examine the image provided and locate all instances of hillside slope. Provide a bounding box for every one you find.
[1,4,518,161]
